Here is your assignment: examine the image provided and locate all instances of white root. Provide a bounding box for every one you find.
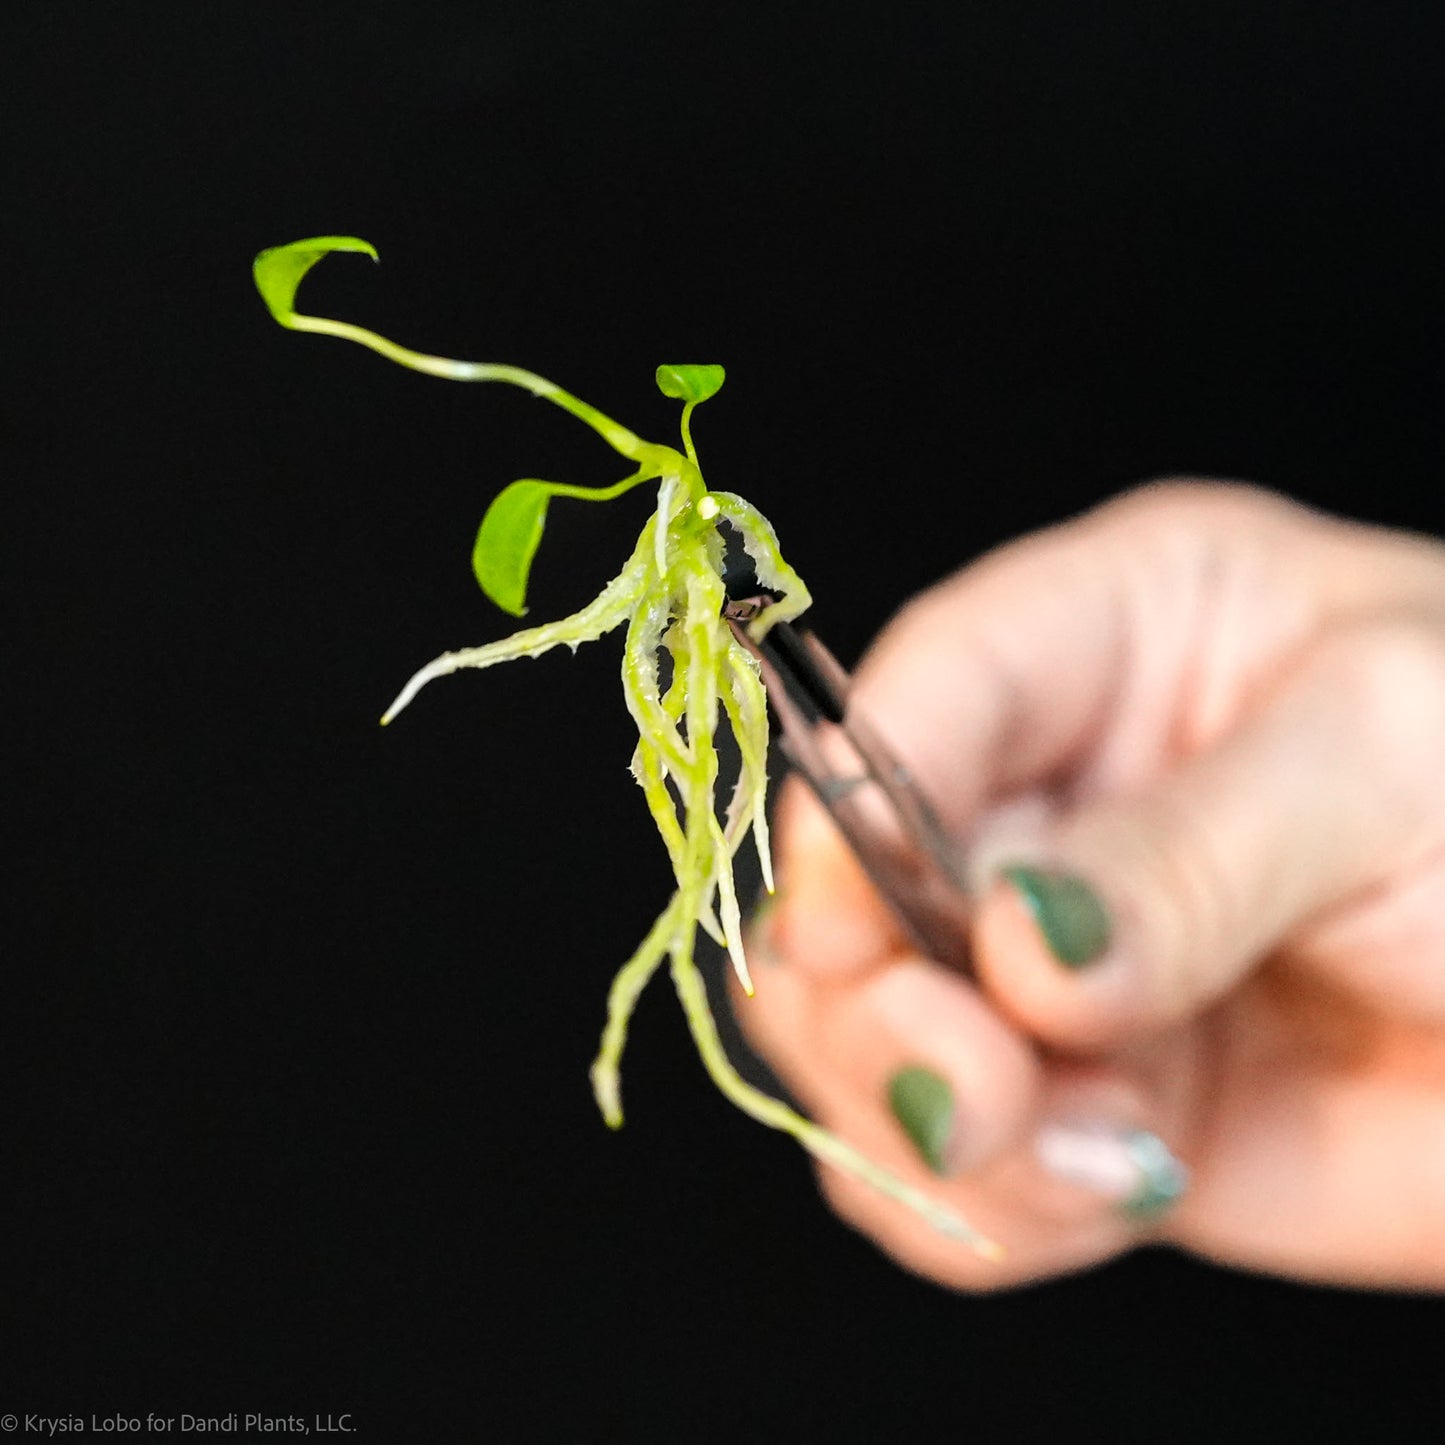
[380,519,656,724]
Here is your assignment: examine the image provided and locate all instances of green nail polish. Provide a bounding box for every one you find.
[1120,1131,1190,1221]
[887,1067,955,1176]
[1003,865,1111,968]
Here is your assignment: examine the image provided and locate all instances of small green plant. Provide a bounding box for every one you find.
[254,237,999,1258]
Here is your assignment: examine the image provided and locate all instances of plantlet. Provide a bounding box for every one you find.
[253,237,999,1258]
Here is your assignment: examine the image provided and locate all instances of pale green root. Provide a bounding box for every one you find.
[620,581,693,776]
[707,492,814,638]
[676,551,753,995]
[706,810,752,996]
[629,615,729,950]
[589,891,686,1128]
[628,735,688,886]
[668,949,1004,1260]
[629,731,727,950]
[380,519,655,724]
[653,472,681,576]
[592,531,728,1121]
[615,518,1000,1258]
[721,643,774,893]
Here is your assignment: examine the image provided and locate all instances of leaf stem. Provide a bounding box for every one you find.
[678,400,700,468]
[285,311,660,467]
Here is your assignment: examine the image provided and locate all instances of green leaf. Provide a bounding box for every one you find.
[253,235,378,327]
[472,468,656,615]
[473,480,553,617]
[655,364,725,404]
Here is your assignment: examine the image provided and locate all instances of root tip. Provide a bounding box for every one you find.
[728,950,755,998]
[591,1067,625,1129]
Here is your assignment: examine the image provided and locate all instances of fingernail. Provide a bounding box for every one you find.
[1035,1120,1189,1221]
[887,1066,957,1176]
[1001,864,1111,968]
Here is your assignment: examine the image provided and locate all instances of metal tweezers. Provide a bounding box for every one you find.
[723,570,976,978]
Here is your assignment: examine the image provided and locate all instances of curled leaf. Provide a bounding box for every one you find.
[473,469,656,616]
[655,364,725,404]
[253,235,378,327]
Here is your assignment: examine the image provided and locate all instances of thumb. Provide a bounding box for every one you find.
[972,622,1445,1048]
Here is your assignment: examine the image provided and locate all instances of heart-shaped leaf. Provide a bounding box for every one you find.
[655,364,725,404]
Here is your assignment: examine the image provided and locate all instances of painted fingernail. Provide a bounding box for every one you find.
[1035,1120,1189,1221]
[887,1066,956,1176]
[1002,864,1111,968]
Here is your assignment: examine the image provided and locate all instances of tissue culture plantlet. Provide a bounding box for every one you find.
[254,237,999,1259]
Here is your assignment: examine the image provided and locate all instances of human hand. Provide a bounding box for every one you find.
[736,481,1445,1289]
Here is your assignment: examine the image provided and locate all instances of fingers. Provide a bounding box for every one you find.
[745,480,1445,1287]
[777,480,1445,1047]
[767,781,908,982]
[1288,847,1445,1022]
[771,483,1315,988]
[847,480,1445,839]
[973,622,1445,1048]
[741,939,1041,1177]
[841,482,1330,839]
[734,914,1199,1287]
[1164,970,1445,1288]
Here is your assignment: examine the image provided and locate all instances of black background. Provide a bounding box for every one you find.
[7,2,1445,1439]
